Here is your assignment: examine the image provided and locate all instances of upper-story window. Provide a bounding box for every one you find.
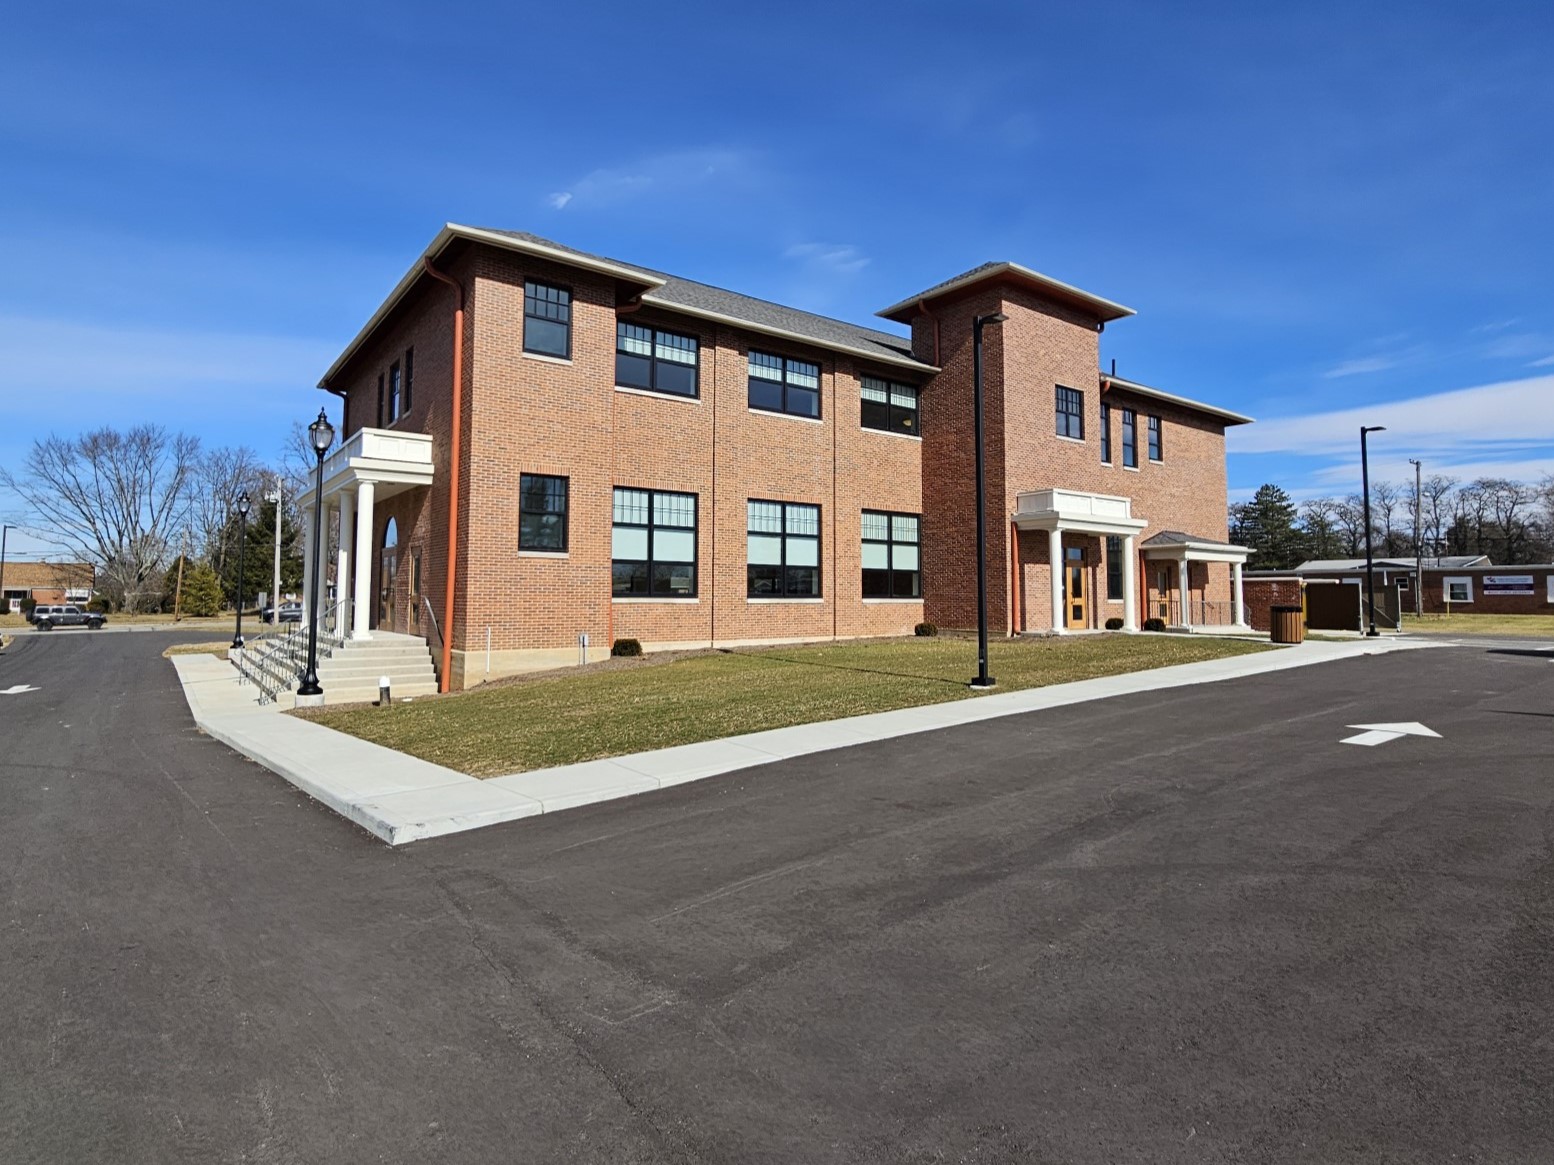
[748,500,821,596]
[1100,401,1112,463]
[524,281,571,359]
[518,473,568,552]
[861,377,919,436]
[387,360,403,423]
[749,352,821,419]
[1147,415,1163,461]
[1056,386,1084,440]
[1121,408,1138,468]
[403,347,414,413]
[616,322,699,397]
[376,372,385,427]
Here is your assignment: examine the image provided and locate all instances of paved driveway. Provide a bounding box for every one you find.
[1,631,1551,1163]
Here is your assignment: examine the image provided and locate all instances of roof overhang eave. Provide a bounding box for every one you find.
[1102,375,1255,426]
[875,262,1136,325]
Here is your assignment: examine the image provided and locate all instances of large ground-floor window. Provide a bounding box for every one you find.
[861,510,920,597]
[612,488,697,597]
[747,500,821,596]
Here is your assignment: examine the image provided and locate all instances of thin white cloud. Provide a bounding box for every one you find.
[544,148,753,212]
[783,242,870,278]
[1472,317,1522,333]
[546,192,573,210]
[1322,355,1401,378]
[1526,354,1554,367]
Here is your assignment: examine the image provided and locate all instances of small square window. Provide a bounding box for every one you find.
[524,281,571,359]
[749,352,822,419]
[519,474,568,552]
[861,509,920,597]
[861,377,920,436]
[1444,576,1472,603]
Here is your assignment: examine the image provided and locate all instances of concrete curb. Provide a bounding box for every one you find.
[173,637,1441,846]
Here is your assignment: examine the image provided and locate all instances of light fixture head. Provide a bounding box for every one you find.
[1363,425,1387,434]
[978,312,1009,327]
[309,409,336,454]
[236,490,252,518]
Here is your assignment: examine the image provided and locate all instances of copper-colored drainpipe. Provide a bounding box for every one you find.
[422,257,464,693]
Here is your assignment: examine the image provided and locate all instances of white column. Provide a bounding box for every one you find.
[1232,560,1245,627]
[300,502,316,625]
[336,489,354,635]
[352,480,375,640]
[1048,527,1064,632]
[1122,535,1138,631]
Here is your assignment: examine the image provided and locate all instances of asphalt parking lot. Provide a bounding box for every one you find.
[1,630,1551,1163]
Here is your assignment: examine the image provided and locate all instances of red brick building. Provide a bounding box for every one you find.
[307,226,1252,689]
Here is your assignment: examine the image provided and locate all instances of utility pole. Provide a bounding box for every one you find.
[269,485,283,619]
[0,524,11,616]
[1408,458,1423,620]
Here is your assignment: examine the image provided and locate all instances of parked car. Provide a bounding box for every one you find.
[34,605,106,631]
[261,601,303,624]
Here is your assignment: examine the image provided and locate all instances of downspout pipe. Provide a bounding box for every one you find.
[422,256,464,692]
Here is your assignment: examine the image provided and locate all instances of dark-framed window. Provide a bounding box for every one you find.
[861,376,919,436]
[862,510,921,598]
[403,347,414,413]
[388,360,402,423]
[1147,414,1163,461]
[376,372,385,427]
[519,473,568,552]
[524,280,571,359]
[748,351,821,418]
[612,488,697,596]
[1106,535,1123,601]
[747,500,821,596]
[1121,408,1138,468]
[616,322,699,397]
[1056,385,1084,440]
[1100,402,1112,463]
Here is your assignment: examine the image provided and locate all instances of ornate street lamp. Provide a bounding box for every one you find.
[230,490,252,649]
[298,410,335,699]
[970,311,1007,689]
[1360,425,1387,637]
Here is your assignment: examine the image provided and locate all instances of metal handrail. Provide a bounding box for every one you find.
[420,595,443,683]
[233,598,347,705]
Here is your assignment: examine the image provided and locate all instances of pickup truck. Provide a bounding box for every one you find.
[34,605,106,631]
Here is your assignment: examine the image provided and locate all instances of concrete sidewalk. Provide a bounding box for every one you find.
[173,637,1441,846]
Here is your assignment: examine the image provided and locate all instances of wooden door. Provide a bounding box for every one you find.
[1065,546,1088,629]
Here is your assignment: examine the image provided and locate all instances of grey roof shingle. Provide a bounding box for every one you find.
[476,227,924,370]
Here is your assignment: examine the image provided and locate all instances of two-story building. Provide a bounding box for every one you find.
[306,224,1252,690]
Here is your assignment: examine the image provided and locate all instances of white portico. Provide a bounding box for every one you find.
[1013,489,1149,632]
[300,427,434,640]
[1140,530,1251,631]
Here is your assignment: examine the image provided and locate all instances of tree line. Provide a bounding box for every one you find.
[1230,475,1554,571]
[1,423,320,614]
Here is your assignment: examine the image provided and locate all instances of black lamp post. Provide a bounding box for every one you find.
[970,311,1008,689]
[298,409,335,698]
[1360,424,1387,637]
[230,490,252,649]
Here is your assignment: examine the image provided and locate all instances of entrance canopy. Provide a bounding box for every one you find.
[1013,489,1147,632]
[1139,530,1249,565]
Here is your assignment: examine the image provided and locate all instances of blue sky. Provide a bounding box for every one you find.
[3,0,1552,558]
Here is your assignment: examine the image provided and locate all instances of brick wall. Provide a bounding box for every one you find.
[1242,577,1303,631]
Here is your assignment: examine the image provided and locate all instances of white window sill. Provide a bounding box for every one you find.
[612,597,700,604]
[862,427,922,442]
[1149,457,1163,465]
[747,597,825,604]
[615,385,701,404]
[862,598,922,604]
[1056,434,1087,445]
[748,407,824,426]
[1121,464,1141,472]
[522,350,572,367]
[518,550,568,559]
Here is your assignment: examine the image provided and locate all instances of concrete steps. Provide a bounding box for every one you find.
[247,631,438,707]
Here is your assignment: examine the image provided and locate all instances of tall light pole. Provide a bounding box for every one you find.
[1408,458,1423,620]
[1360,425,1386,636]
[269,485,283,620]
[298,410,335,700]
[230,491,252,649]
[970,311,1007,689]
[0,524,11,615]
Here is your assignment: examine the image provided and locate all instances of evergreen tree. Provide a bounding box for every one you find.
[1231,484,1306,569]
[180,563,225,617]
[217,500,302,605]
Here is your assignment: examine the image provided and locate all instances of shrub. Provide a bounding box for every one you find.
[87,598,110,614]
[914,622,938,637]
[611,637,643,657]
[1142,617,1167,632]
[19,597,36,617]
[1104,617,1124,631]
[180,564,225,618]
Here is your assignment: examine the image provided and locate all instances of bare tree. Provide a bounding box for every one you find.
[1334,494,1368,557]
[1481,477,1536,563]
[1448,482,1491,556]
[1370,481,1403,556]
[1419,474,1457,557]
[1298,497,1346,560]
[0,425,200,611]
[191,445,264,574]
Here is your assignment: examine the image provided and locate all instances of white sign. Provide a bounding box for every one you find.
[1341,721,1440,747]
[1483,575,1535,596]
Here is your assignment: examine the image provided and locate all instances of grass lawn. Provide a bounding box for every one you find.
[296,634,1271,777]
[162,641,232,659]
[1402,613,1554,637]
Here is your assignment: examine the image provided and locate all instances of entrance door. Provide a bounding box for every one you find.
[1156,566,1173,622]
[1065,546,1088,629]
[408,548,422,632]
[378,517,399,630]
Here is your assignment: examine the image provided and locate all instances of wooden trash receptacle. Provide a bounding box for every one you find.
[1270,605,1304,645]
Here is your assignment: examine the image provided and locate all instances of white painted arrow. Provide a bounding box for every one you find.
[0,684,39,696]
[1342,721,1441,747]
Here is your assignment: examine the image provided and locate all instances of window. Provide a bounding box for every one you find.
[1147,415,1162,461]
[612,488,697,596]
[1121,408,1138,468]
[747,500,821,596]
[376,372,385,427]
[518,473,568,552]
[862,511,920,598]
[388,360,402,423]
[1106,535,1123,601]
[616,322,699,397]
[748,351,821,418]
[403,347,414,413]
[524,281,571,358]
[1100,402,1112,463]
[1056,385,1084,440]
[1445,576,1472,603]
[861,377,919,436]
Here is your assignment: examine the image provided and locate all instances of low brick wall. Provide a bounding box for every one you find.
[1242,577,1303,632]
